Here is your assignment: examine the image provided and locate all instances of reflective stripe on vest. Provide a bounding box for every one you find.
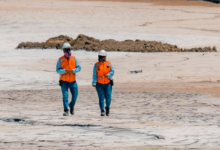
[96,61,111,84]
[59,56,76,82]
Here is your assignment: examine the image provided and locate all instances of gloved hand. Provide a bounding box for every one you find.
[65,69,72,74]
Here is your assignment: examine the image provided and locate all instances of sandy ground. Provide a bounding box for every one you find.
[1,0,220,149]
[1,85,220,149]
[1,0,220,89]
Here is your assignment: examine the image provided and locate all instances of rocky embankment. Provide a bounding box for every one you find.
[16,34,217,52]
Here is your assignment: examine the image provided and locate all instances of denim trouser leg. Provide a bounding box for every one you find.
[96,83,112,111]
[61,81,69,112]
[96,83,105,111]
[69,82,78,106]
[61,81,78,112]
[105,83,112,109]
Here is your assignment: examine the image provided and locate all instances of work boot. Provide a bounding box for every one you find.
[63,111,69,116]
[101,110,105,116]
[69,104,74,115]
[106,107,110,116]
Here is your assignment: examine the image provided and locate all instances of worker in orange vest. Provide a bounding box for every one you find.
[56,42,81,116]
[92,50,115,116]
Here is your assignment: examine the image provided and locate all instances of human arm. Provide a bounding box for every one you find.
[107,64,114,79]
[73,58,81,73]
[56,59,66,74]
[92,64,97,86]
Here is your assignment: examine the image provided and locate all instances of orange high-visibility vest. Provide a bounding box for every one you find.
[96,61,111,84]
[59,56,76,82]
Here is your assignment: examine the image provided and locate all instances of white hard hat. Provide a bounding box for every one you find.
[62,42,71,49]
[98,49,107,56]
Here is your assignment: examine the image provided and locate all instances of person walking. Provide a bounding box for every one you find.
[56,42,81,116]
[92,50,114,116]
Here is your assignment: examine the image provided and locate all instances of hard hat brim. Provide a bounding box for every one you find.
[98,54,107,56]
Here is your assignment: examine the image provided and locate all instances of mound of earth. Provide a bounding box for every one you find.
[16,34,217,52]
[17,35,73,49]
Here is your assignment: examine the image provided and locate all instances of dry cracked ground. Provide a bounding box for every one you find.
[1,83,220,149]
[1,0,220,150]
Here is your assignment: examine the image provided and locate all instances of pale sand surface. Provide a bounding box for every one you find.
[0,85,220,149]
[1,0,220,149]
[1,0,220,89]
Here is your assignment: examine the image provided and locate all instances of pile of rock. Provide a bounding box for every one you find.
[16,34,217,52]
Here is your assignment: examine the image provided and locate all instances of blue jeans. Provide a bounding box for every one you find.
[61,81,78,112]
[96,83,112,111]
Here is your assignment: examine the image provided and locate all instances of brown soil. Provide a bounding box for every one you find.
[16,34,216,52]
[76,0,220,7]
[17,35,73,49]
[113,82,220,97]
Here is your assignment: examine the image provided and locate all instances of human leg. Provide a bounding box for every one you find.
[96,83,105,115]
[69,81,78,115]
[104,83,112,116]
[69,81,78,106]
[61,81,69,115]
[105,83,112,109]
